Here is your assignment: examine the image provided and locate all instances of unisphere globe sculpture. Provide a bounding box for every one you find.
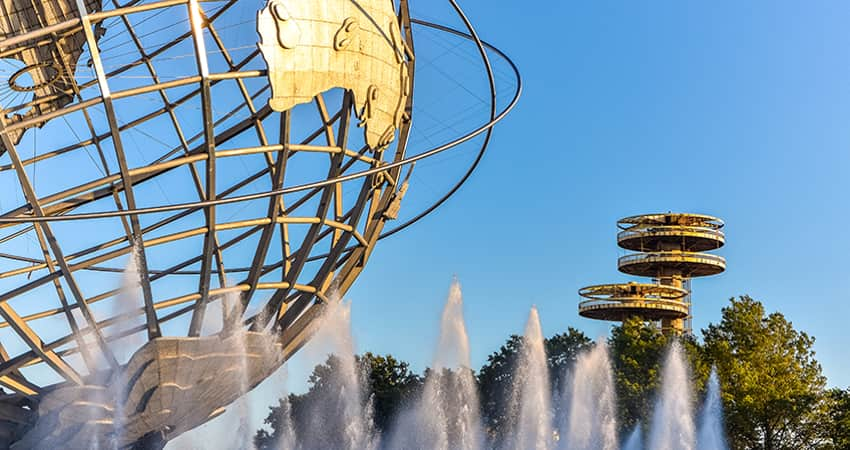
[0,0,518,447]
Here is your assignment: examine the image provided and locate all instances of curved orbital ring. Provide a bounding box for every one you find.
[0,5,521,227]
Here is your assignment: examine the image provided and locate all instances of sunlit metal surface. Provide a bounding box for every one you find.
[0,0,519,446]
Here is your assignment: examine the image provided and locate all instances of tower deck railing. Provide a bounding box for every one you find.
[618,251,726,275]
[617,226,725,248]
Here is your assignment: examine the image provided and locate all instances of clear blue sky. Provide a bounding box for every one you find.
[341,0,850,389]
[172,1,850,445]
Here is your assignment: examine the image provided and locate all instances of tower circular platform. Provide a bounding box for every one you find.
[618,213,724,230]
[578,282,690,321]
[618,213,724,252]
[617,251,727,277]
[617,225,725,252]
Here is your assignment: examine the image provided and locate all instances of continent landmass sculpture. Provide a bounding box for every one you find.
[258,0,411,150]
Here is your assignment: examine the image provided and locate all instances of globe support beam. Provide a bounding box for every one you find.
[74,0,162,341]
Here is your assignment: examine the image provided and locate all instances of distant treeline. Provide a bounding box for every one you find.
[255,296,850,450]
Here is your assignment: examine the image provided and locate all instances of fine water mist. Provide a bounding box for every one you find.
[389,279,483,450]
[559,340,618,450]
[111,242,147,363]
[697,369,728,450]
[648,342,696,450]
[508,306,553,450]
[297,300,377,450]
[167,281,731,450]
[223,292,256,450]
[275,395,298,450]
[621,424,643,450]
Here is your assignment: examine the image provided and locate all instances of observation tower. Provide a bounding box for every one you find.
[579,213,726,334]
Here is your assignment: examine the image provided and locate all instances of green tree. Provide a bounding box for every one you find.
[477,328,591,442]
[254,352,421,449]
[477,334,521,440]
[607,318,709,434]
[608,317,668,433]
[824,387,850,450]
[254,395,297,450]
[361,352,423,432]
[547,328,594,389]
[702,296,827,450]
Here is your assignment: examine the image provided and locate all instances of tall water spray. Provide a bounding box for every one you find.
[223,292,256,450]
[111,243,147,363]
[560,341,618,450]
[507,306,553,450]
[621,424,643,450]
[274,395,298,450]
[103,243,148,449]
[298,300,377,450]
[697,369,728,450]
[648,342,695,450]
[389,279,483,450]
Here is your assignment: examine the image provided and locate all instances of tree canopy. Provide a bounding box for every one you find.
[254,297,847,450]
[608,316,669,432]
[824,387,850,450]
[476,328,592,441]
[254,352,421,449]
[702,296,827,450]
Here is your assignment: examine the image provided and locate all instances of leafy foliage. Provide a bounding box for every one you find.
[254,297,844,450]
[702,296,827,450]
[608,316,669,432]
[476,334,521,440]
[361,352,423,432]
[254,352,421,449]
[547,328,595,388]
[824,388,850,450]
[476,328,591,441]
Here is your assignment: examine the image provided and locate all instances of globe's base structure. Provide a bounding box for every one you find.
[7,330,286,449]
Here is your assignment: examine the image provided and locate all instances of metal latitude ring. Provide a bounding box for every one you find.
[8,62,63,92]
[0,13,521,225]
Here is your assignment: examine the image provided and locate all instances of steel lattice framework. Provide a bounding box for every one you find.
[0,0,519,446]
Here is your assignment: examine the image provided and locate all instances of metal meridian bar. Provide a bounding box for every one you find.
[74,0,162,340]
[0,118,109,380]
[187,0,224,337]
[0,17,522,226]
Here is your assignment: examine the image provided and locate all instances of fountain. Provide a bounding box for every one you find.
[275,396,298,450]
[224,292,258,450]
[296,300,377,450]
[648,342,696,450]
[622,424,643,450]
[110,243,147,364]
[507,306,554,450]
[166,290,730,450]
[70,245,149,450]
[559,340,618,450]
[697,369,728,450]
[389,280,483,450]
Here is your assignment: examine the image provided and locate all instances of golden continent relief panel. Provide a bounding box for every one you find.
[258,0,412,150]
